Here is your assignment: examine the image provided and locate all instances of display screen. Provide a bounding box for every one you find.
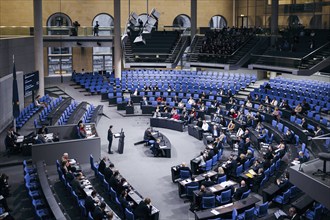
[24,71,39,97]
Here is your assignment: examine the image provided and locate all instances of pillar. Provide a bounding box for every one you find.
[34,0,44,95]
[191,0,197,37]
[233,0,236,27]
[271,0,279,45]
[114,0,122,78]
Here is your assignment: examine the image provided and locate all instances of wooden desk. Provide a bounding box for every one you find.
[194,196,260,220]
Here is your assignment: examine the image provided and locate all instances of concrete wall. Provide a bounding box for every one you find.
[0,37,35,78]
[280,72,330,82]
[0,71,25,133]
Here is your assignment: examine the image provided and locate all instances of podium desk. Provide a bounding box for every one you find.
[126,106,134,114]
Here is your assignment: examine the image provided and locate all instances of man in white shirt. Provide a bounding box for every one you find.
[202,120,209,132]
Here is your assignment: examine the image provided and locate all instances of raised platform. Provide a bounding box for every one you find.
[288,158,330,209]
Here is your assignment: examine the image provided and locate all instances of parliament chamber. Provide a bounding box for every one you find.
[0,0,330,220]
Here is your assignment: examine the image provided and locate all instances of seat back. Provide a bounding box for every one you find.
[282,189,291,204]
[202,195,215,209]
[244,207,255,220]
[125,208,135,220]
[236,165,243,177]
[180,170,191,180]
[241,189,251,200]
[217,175,227,184]
[220,189,232,203]
[257,202,269,217]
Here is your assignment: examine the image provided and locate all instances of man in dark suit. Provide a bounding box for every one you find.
[233,180,249,201]
[107,125,113,154]
[109,171,120,192]
[104,163,114,183]
[252,168,264,191]
[211,125,220,138]
[201,175,214,188]
[98,157,107,175]
[92,202,106,220]
[196,185,214,209]
[212,113,220,123]
[134,197,152,220]
[70,173,86,199]
[178,162,192,176]
[150,138,163,157]
[85,190,97,214]
[118,190,132,211]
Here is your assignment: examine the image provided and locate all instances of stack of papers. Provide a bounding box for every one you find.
[159,145,167,149]
[211,209,220,215]
[16,136,24,143]
[248,169,257,175]
[209,186,217,192]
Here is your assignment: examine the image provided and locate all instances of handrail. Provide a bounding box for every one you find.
[173,36,189,64]
[228,35,254,56]
[302,41,330,60]
[170,36,183,57]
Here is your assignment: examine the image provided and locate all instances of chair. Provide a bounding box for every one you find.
[202,159,212,172]
[305,204,323,220]
[232,208,238,220]
[125,208,135,220]
[212,154,218,166]
[238,207,255,220]
[109,187,117,202]
[272,189,290,207]
[180,170,191,180]
[88,212,93,220]
[89,154,98,176]
[98,172,105,183]
[217,175,227,184]
[289,186,299,199]
[240,189,251,200]
[235,165,243,177]
[186,184,199,202]
[269,164,275,176]
[244,160,250,171]
[216,189,232,205]
[201,195,216,209]
[254,202,269,218]
[79,200,87,217]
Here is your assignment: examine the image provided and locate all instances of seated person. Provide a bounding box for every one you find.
[284,129,295,144]
[127,98,133,106]
[34,95,46,108]
[270,98,278,107]
[85,190,98,214]
[78,123,87,138]
[236,153,247,166]
[188,97,195,105]
[134,127,152,145]
[104,163,115,183]
[233,180,249,201]
[119,190,132,211]
[70,172,86,199]
[276,171,290,189]
[142,96,148,106]
[258,129,268,143]
[150,138,163,157]
[314,125,324,136]
[178,101,184,108]
[272,107,281,121]
[245,100,252,108]
[255,122,264,133]
[98,157,107,174]
[227,120,236,133]
[153,108,161,118]
[236,127,244,138]
[37,125,48,135]
[172,112,180,120]
[156,96,163,103]
[92,202,107,220]
[295,151,308,163]
[201,120,210,132]
[252,168,264,191]
[109,171,120,192]
[4,131,19,153]
[211,125,220,137]
[251,159,263,173]
[178,162,192,176]
[246,149,254,160]
[132,88,138,96]
[294,103,302,115]
[201,175,215,188]
[134,198,153,219]
[196,185,214,208]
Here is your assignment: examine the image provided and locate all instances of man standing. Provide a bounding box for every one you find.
[108,125,113,154]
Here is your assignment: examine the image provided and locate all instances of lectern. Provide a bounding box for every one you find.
[115,129,125,154]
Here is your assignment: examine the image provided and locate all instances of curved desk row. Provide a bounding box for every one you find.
[36,161,68,220]
[89,105,104,125]
[150,117,184,132]
[66,101,88,125]
[47,98,72,125]
[150,130,172,158]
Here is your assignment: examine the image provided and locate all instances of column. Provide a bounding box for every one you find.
[271,0,279,44]
[191,0,197,37]
[33,0,44,96]
[233,0,236,27]
[114,0,122,79]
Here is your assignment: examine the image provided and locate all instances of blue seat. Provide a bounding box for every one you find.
[238,207,255,220]
[212,154,218,166]
[109,187,117,202]
[305,204,323,220]
[125,208,135,220]
[89,154,98,176]
[202,159,212,172]
[217,175,227,184]
[272,189,290,206]
[201,195,216,209]
[232,208,238,220]
[240,189,251,200]
[244,160,250,171]
[254,202,269,218]
[180,169,191,180]
[235,165,243,177]
[186,184,199,202]
[216,189,232,205]
[88,211,93,220]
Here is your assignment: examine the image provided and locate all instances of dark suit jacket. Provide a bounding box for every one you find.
[98,160,106,174]
[109,176,119,192]
[134,201,152,220]
[104,167,113,183]
[92,206,105,220]
[201,180,215,188]
[233,185,249,200]
[119,195,131,211]
[107,129,113,142]
[85,195,96,213]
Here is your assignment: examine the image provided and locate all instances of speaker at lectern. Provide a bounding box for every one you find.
[116,128,125,154]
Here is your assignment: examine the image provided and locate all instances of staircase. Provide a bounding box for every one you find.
[298,42,330,69]
[227,37,260,64]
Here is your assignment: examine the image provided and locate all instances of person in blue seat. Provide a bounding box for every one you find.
[233,180,249,201]
[134,197,153,219]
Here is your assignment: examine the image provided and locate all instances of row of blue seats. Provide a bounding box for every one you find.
[16,95,52,129]
[251,92,325,115]
[23,160,54,219]
[57,101,78,125]
[82,105,95,124]
[258,87,329,103]
[89,155,134,219]
[37,96,64,124]
[270,77,330,89]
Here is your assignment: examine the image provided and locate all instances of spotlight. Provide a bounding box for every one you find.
[77,42,82,46]
[97,42,101,46]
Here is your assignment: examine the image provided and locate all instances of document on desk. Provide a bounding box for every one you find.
[248,169,257,175]
[16,136,24,143]
[223,202,233,207]
[209,186,217,192]
[211,209,220,215]
[87,134,95,139]
[159,145,167,149]
[114,133,121,138]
